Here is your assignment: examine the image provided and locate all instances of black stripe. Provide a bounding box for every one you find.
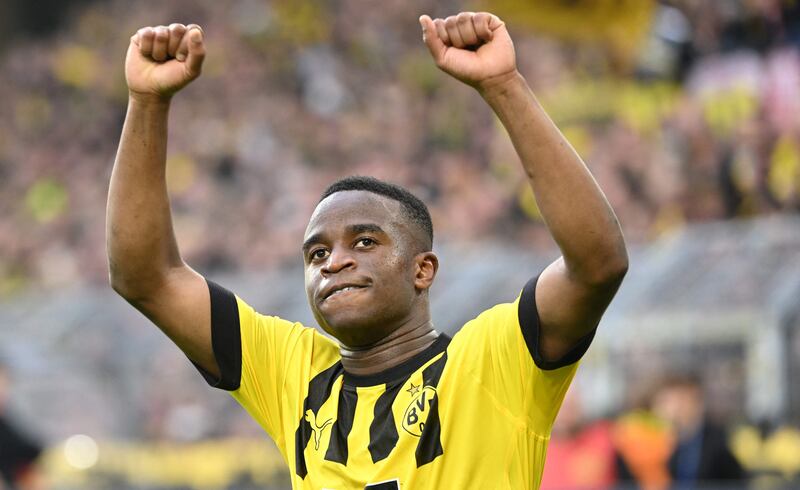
[294,362,343,478]
[368,380,404,463]
[421,351,447,387]
[415,351,448,467]
[324,385,358,465]
[191,280,242,391]
[415,394,443,467]
[365,481,400,489]
[518,275,597,370]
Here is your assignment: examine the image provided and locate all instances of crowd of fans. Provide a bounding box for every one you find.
[542,373,749,490]
[1,0,799,295]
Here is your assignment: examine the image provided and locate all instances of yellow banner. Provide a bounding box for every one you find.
[483,0,655,60]
[42,438,288,489]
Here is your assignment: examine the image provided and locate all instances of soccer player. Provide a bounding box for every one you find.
[107,12,628,489]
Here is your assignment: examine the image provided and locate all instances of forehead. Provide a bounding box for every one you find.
[305,191,402,237]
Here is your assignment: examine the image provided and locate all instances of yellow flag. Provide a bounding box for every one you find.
[485,0,655,61]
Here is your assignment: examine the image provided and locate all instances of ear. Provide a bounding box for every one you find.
[413,251,439,291]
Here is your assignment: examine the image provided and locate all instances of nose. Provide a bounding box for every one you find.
[321,247,356,275]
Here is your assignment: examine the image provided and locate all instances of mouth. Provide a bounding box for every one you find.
[322,284,369,302]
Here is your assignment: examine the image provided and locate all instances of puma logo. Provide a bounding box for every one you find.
[305,409,333,450]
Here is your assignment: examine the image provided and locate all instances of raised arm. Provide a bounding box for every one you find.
[106,24,220,377]
[420,13,628,362]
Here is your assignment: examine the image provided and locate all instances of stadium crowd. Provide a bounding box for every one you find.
[2,0,800,489]
[1,0,799,295]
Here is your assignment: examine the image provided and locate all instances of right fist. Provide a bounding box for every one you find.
[126,23,205,100]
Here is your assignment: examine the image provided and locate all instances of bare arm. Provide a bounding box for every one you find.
[480,72,627,360]
[420,13,627,361]
[107,24,220,377]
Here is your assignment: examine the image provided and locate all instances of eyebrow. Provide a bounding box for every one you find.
[348,223,385,236]
[301,223,386,253]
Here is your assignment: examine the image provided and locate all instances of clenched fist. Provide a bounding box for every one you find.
[125,23,206,100]
[419,12,516,91]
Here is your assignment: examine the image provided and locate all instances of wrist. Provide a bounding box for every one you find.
[476,70,526,101]
[128,90,172,109]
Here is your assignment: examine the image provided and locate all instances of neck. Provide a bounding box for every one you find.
[339,318,439,377]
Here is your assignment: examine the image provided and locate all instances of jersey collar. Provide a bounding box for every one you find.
[342,333,451,387]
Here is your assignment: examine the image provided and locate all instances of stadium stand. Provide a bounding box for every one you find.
[1,0,800,296]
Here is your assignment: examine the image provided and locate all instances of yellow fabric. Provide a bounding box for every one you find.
[487,0,655,62]
[230,295,580,489]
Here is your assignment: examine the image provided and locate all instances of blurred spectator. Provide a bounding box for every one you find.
[613,407,674,490]
[0,362,43,490]
[651,373,746,488]
[541,388,618,490]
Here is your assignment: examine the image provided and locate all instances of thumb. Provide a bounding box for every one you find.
[488,14,505,32]
[419,15,445,64]
[185,27,205,77]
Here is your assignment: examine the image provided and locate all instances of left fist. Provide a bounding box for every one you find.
[419,12,516,90]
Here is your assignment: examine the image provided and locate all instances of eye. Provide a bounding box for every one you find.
[355,237,375,248]
[310,248,329,261]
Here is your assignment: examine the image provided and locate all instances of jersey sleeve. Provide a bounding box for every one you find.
[450,275,595,436]
[191,279,337,444]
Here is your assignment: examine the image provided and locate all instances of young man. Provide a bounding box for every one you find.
[107,12,628,489]
[652,374,745,485]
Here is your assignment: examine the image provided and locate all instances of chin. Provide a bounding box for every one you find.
[323,314,377,343]
[317,309,391,347]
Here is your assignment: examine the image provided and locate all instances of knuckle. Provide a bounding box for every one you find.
[457,12,471,22]
[444,16,457,27]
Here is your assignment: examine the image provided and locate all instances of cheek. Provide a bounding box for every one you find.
[379,254,417,295]
[304,269,319,299]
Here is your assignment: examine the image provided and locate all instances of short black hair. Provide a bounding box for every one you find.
[319,176,433,250]
[660,372,703,391]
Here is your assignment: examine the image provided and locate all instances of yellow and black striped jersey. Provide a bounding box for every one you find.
[193,276,594,489]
